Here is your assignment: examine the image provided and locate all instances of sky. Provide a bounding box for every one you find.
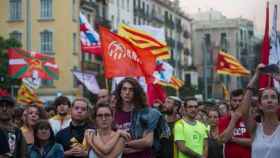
[179,0,280,35]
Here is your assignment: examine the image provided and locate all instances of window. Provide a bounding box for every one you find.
[9,0,22,20]
[9,31,22,43]
[127,0,129,11]
[42,80,54,87]
[40,30,53,53]
[73,33,77,53]
[72,0,77,21]
[220,33,228,51]
[41,0,52,18]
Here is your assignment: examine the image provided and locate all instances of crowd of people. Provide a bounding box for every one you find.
[0,65,280,158]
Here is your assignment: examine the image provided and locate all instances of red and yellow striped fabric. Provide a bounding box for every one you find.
[17,84,43,107]
[156,76,184,90]
[216,51,250,76]
[118,24,170,60]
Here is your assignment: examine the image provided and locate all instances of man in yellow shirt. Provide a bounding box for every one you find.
[174,97,208,158]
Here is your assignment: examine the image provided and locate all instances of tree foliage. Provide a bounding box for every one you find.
[0,36,22,91]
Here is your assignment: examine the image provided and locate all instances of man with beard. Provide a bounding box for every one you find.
[218,89,251,158]
[0,95,27,157]
[157,96,182,158]
[97,89,110,103]
[56,97,90,158]
[49,96,72,135]
[174,97,208,158]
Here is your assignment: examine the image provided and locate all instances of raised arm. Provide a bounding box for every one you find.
[236,64,264,134]
[218,111,242,143]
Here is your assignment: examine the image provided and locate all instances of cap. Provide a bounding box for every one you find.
[0,96,16,106]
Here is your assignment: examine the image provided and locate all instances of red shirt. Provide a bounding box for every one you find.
[218,115,251,158]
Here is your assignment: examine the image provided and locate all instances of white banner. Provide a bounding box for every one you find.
[73,71,100,94]
[269,5,280,92]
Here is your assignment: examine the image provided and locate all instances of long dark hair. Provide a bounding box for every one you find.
[115,78,147,111]
[33,119,55,147]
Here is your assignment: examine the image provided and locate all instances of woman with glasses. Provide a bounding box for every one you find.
[85,102,129,158]
[28,120,64,158]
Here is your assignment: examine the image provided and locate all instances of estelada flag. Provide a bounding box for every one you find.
[118,23,170,60]
[8,48,59,80]
[17,83,43,107]
[216,51,250,76]
[100,27,156,78]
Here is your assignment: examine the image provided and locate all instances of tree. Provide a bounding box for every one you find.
[0,36,22,92]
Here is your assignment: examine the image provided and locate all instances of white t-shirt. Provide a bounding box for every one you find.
[252,123,280,158]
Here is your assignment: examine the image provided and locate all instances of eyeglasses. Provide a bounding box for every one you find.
[96,113,112,119]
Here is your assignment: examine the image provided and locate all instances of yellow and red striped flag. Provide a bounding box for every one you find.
[216,51,250,76]
[118,23,170,60]
[156,76,184,90]
[17,84,43,107]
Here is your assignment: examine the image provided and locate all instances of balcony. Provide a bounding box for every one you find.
[183,30,190,39]
[82,61,101,71]
[80,0,99,10]
[134,7,145,17]
[97,18,111,29]
[177,41,183,50]
[166,37,175,48]
[176,21,183,33]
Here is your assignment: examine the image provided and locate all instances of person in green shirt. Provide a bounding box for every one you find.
[174,97,208,158]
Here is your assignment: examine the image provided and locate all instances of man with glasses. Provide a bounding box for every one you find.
[174,97,208,158]
[0,94,27,157]
[218,89,251,158]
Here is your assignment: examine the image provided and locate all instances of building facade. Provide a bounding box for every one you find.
[132,0,193,83]
[0,0,81,102]
[191,9,258,100]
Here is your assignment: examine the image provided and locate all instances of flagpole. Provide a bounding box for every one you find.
[105,78,109,90]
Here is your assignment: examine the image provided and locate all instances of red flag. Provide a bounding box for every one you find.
[100,27,156,78]
[259,2,270,88]
[147,83,166,106]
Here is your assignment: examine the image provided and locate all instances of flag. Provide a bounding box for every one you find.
[17,83,43,107]
[153,60,174,83]
[72,70,100,94]
[269,5,280,91]
[156,76,184,90]
[259,2,270,88]
[80,12,102,56]
[100,27,156,78]
[118,23,170,60]
[216,51,250,76]
[8,48,59,80]
[222,83,229,100]
[147,83,166,106]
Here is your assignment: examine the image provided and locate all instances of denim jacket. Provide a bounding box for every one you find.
[28,142,64,158]
[130,107,170,151]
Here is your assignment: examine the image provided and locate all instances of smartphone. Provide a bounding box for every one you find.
[259,64,279,74]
